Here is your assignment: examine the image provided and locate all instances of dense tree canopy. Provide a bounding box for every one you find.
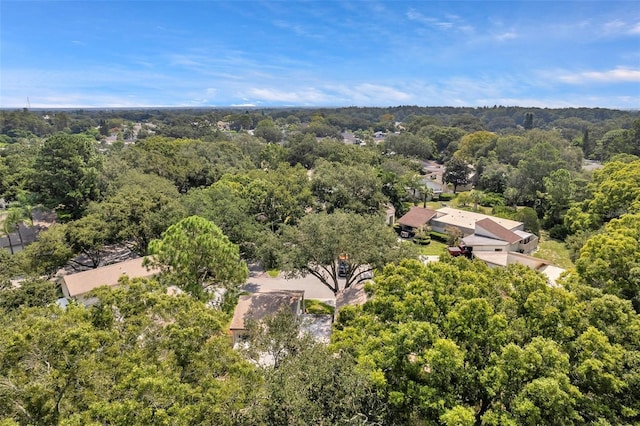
[31,133,103,220]
[332,258,640,425]
[2,106,640,426]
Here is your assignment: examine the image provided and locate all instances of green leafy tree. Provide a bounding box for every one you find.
[244,309,385,425]
[0,277,58,312]
[31,133,103,220]
[513,141,567,204]
[444,157,471,193]
[146,216,248,300]
[564,159,640,233]
[383,133,436,160]
[254,118,283,143]
[332,258,640,424]
[279,211,418,296]
[65,213,114,269]
[455,130,497,161]
[543,168,576,226]
[311,160,387,214]
[94,171,186,254]
[0,280,259,425]
[575,213,640,311]
[18,223,74,277]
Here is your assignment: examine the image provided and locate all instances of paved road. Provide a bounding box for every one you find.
[243,270,337,301]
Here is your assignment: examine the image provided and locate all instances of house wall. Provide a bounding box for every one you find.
[518,236,539,255]
[506,255,545,269]
[61,281,71,298]
[430,219,474,236]
[469,243,515,252]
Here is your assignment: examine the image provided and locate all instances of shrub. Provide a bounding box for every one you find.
[480,192,504,207]
[430,231,449,243]
[438,193,456,201]
[549,224,570,240]
[414,235,431,245]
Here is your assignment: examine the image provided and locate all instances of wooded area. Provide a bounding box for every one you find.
[0,105,639,424]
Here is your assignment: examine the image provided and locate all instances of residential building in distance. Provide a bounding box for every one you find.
[398,206,538,254]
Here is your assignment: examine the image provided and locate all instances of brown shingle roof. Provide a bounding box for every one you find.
[229,290,304,331]
[397,207,437,228]
[475,218,521,244]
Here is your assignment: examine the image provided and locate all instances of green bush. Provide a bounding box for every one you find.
[414,235,431,245]
[480,192,505,207]
[430,231,449,243]
[438,193,456,201]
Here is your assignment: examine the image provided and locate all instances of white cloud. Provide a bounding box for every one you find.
[495,31,517,41]
[556,67,640,84]
[272,20,323,39]
[246,87,332,104]
[406,9,473,33]
[599,19,640,36]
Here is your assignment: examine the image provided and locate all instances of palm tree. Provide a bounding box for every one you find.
[1,192,38,254]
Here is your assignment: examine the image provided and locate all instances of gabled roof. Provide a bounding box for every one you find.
[472,251,565,286]
[61,257,159,298]
[475,218,522,243]
[230,290,304,331]
[434,207,523,231]
[397,207,437,228]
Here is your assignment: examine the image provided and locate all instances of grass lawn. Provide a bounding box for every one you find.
[416,240,449,256]
[305,299,335,315]
[533,231,574,269]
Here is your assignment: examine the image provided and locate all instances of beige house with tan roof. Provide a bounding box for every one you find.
[430,207,523,235]
[60,257,159,299]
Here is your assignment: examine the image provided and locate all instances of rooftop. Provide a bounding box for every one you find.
[475,218,522,243]
[397,206,437,228]
[61,257,159,298]
[230,290,304,331]
[472,251,565,286]
[434,207,522,231]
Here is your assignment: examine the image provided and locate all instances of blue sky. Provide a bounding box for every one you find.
[1,1,639,109]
